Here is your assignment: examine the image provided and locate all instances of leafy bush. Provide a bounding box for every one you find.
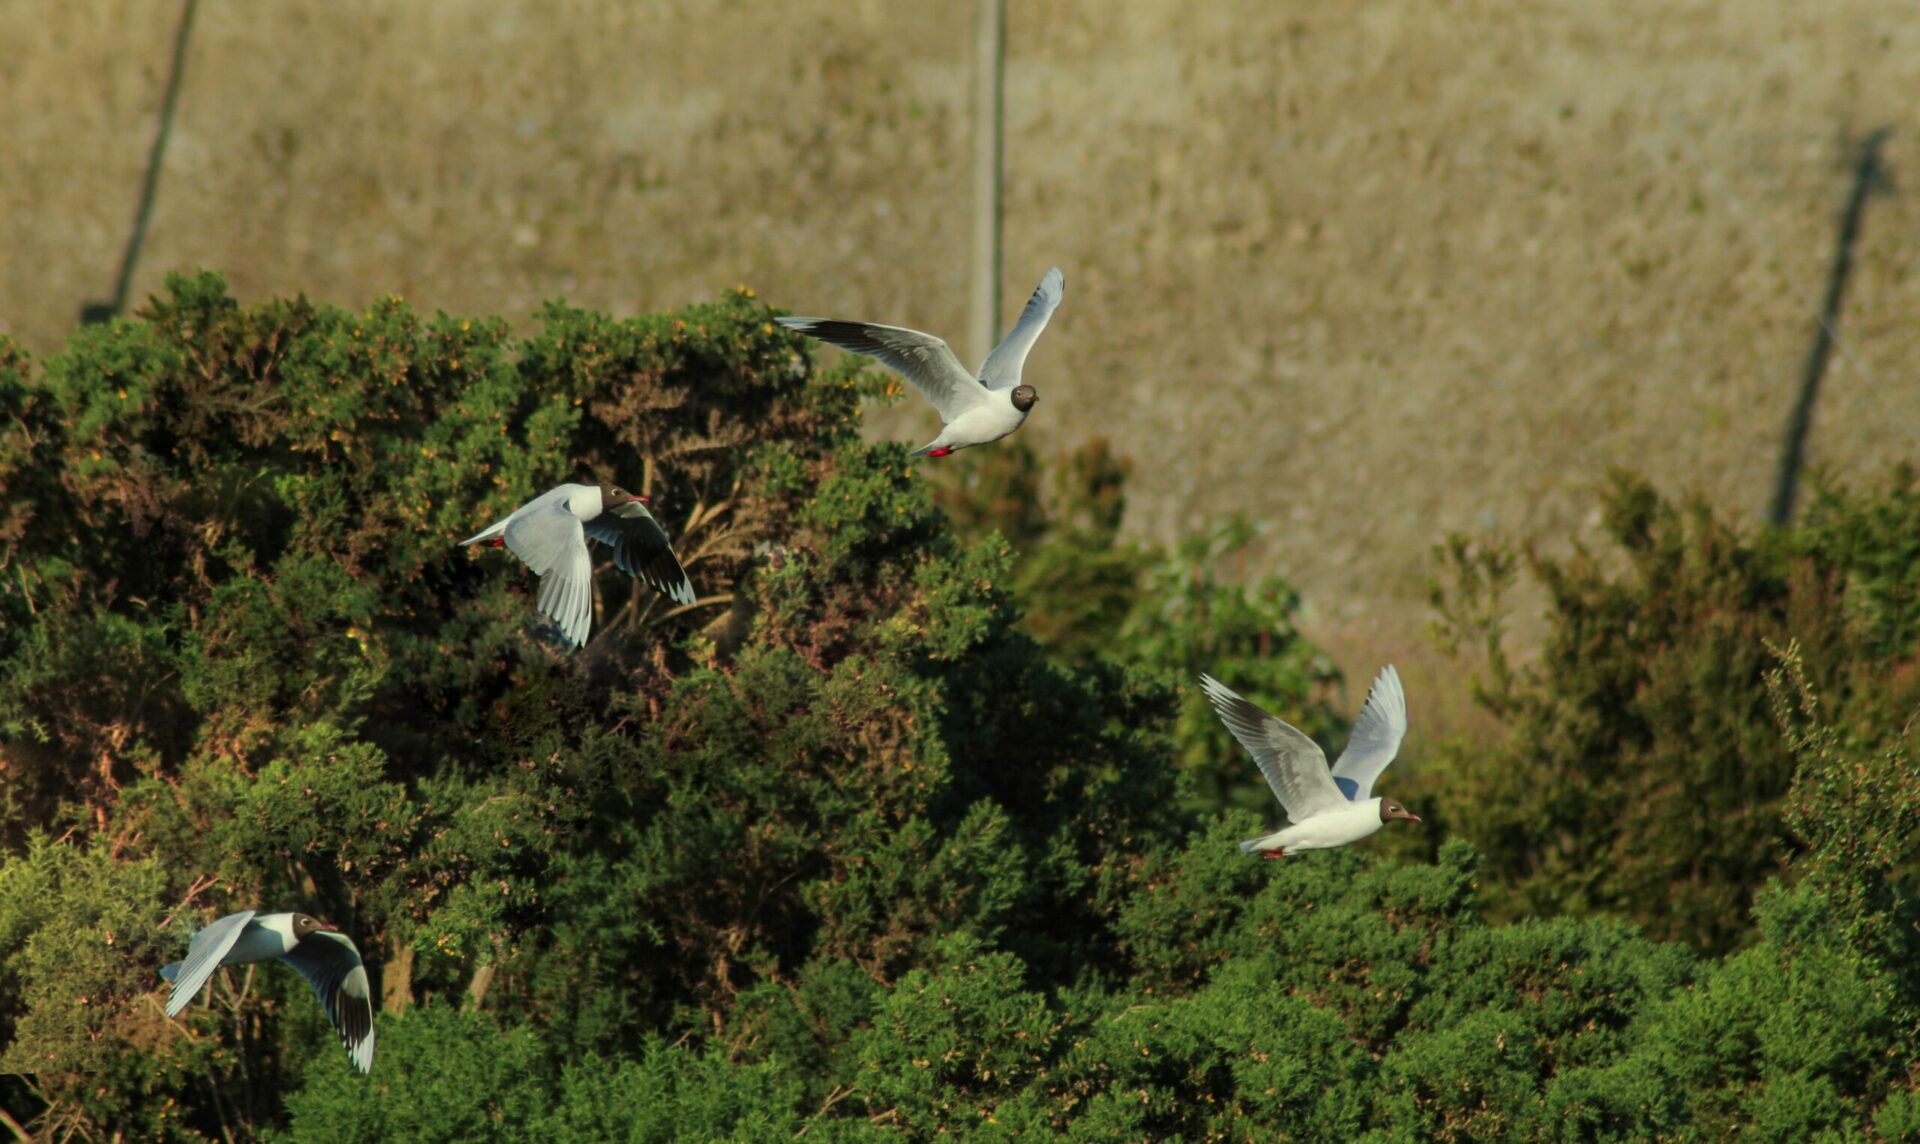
[1429,472,1920,950]
[0,277,1915,1140]
[934,439,1342,816]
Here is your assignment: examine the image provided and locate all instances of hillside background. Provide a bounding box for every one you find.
[7,0,1917,708]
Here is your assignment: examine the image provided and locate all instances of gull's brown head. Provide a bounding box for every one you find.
[1010,385,1038,412]
[599,483,651,515]
[1379,800,1422,825]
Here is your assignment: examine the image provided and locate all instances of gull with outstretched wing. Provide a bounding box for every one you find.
[460,482,695,647]
[777,267,1063,458]
[161,909,376,1074]
[1200,666,1420,859]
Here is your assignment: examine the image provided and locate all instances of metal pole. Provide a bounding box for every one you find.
[968,0,1005,368]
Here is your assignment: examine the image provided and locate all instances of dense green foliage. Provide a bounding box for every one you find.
[931,440,1341,815]
[1428,472,1920,952]
[1,275,1915,1140]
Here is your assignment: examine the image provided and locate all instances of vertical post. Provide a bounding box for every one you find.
[969,0,1005,367]
[1768,127,1889,525]
[83,0,200,325]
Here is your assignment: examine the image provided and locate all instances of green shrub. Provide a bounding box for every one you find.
[1429,471,1919,951]
[2,278,1915,1140]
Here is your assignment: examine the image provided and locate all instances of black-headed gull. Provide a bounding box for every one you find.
[161,910,376,1073]
[776,267,1064,458]
[460,482,696,647]
[1200,666,1420,859]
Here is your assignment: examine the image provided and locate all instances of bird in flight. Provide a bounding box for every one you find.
[460,481,695,647]
[161,909,376,1074]
[1200,666,1420,859]
[777,267,1064,458]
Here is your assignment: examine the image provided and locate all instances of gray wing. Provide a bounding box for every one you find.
[583,509,696,607]
[979,267,1064,390]
[280,931,376,1074]
[505,499,594,647]
[164,910,256,1018]
[776,317,989,422]
[1330,665,1408,801]
[1199,675,1346,823]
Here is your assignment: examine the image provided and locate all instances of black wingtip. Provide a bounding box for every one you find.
[779,319,892,357]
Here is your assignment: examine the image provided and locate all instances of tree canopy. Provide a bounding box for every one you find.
[0,274,1915,1141]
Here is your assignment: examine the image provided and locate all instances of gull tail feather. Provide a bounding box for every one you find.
[458,519,510,547]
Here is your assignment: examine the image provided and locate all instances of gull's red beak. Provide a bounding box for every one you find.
[639,494,650,504]
[1406,812,1423,823]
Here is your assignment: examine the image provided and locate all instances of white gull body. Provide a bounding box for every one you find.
[1200,666,1420,858]
[160,909,376,1074]
[776,267,1064,458]
[460,481,696,647]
